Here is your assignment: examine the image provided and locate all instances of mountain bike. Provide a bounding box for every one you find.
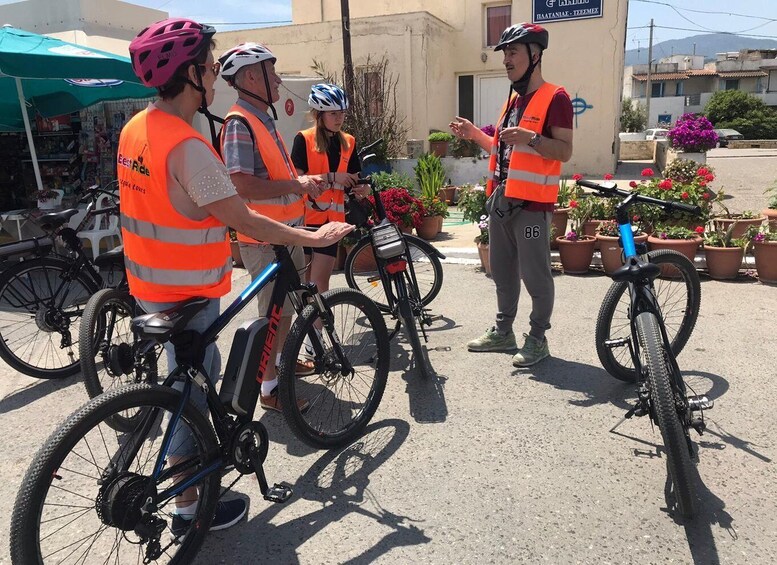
[10,239,390,563]
[343,140,445,378]
[0,183,123,379]
[578,179,711,519]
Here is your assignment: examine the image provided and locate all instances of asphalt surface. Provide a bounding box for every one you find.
[1,148,776,564]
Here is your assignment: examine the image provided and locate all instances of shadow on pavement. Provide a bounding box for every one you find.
[201,419,428,564]
[0,374,80,414]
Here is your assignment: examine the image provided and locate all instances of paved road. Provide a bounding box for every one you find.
[1,262,776,564]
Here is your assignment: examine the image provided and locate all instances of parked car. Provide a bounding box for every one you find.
[644,128,669,141]
[714,128,744,148]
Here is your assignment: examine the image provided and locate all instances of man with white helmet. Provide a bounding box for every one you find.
[218,42,323,412]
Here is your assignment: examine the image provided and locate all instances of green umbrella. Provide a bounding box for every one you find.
[0,25,155,190]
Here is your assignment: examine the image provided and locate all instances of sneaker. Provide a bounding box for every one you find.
[260,387,310,413]
[512,334,550,367]
[171,498,247,539]
[467,326,517,352]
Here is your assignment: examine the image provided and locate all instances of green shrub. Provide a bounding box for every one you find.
[428,131,454,142]
[371,171,415,192]
[414,153,446,200]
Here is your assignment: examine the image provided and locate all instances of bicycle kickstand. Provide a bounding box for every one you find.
[248,445,293,504]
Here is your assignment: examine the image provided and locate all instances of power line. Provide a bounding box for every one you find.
[654,24,777,40]
[632,0,777,23]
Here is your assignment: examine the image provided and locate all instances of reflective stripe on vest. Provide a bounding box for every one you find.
[222,105,304,243]
[299,127,354,224]
[486,82,564,204]
[118,108,231,302]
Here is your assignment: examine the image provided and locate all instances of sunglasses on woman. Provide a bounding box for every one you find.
[198,61,221,77]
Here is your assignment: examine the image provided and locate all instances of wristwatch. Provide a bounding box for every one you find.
[528,132,542,148]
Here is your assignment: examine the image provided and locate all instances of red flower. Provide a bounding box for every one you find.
[694,226,705,234]
[569,200,579,208]
[641,168,655,177]
[633,214,640,222]
[629,181,638,188]
[603,173,613,180]
[572,173,583,181]
[705,174,715,182]
[697,167,709,176]
[702,192,710,200]
[699,180,708,187]
[681,192,690,199]
[658,179,673,190]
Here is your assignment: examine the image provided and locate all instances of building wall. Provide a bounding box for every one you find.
[292,0,464,27]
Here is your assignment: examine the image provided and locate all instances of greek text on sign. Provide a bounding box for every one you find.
[533,0,603,23]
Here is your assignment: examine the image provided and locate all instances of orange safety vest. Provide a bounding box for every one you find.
[486,82,564,203]
[300,127,354,224]
[222,104,304,244]
[118,108,231,302]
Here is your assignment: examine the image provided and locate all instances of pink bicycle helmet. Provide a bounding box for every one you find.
[129,18,216,87]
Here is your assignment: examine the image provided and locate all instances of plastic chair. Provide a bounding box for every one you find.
[77,193,121,259]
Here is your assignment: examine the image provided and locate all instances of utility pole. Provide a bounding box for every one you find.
[340,0,355,104]
[645,18,654,128]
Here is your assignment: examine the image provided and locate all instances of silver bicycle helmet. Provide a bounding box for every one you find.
[308,83,349,112]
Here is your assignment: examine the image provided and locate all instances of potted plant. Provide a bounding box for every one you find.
[596,220,648,275]
[418,196,449,239]
[428,131,454,158]
[228,228,243,268]
[456,183,487,224]
[474,215,490,275]
[552,174,580,249]
[414,153,447,239]
[666,113,718,164]
[369,187,425,233]
[702,226,745,280]
[648,224,704,263]
[556,204,596,274]
[763,181,777,229]
[36,188,63,210]
[744,226,777,284]
[450,136,482,159]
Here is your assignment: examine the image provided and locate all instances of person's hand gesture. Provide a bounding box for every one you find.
[449,116,477,140]
[334,172,360,188]
[313,222,354,246]
[298,175,323,198]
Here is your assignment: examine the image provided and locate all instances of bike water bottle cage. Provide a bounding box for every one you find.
[371,222,406,260]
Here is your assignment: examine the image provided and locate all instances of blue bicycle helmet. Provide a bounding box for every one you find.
[308,83,349,112]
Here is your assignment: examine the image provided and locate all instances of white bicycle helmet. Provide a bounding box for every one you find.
[219,42,276,81]
[308,83,349,112]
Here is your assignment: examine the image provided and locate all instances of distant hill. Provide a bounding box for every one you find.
[625,33,777,67]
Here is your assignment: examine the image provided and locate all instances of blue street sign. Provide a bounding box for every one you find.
[533,0,603,24]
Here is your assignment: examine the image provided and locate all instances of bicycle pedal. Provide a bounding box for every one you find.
[604,338,629,348]
[263,482,293,504]
[431,346,451,352]
[687,395,714,411]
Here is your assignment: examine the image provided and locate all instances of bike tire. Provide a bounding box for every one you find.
[635,312,696,519]
[596,249,701,382]
[0,256,98,379]
[79,288,159,432]
[396,277,433,379]
[10,384,221,565]
[278,288,390,449]
[344,234,443,312]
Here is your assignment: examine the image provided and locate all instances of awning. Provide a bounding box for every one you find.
[717,71,767,78]
[632,73,689,81]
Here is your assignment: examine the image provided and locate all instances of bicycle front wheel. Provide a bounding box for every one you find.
[278,288,390,449]
[596,250,701,382]
[636,312,696,519]
[344,234,444,312]
[10,384,221,564]
[0,257,98,379]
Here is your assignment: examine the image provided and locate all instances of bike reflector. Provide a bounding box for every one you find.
[385,260,407,274]
[370,223,406,259]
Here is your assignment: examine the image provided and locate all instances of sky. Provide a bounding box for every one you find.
[2,0,775,46]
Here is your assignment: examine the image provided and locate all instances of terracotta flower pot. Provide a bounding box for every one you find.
[477,242,491,275]
[556,235,596,274]
[753,240,777,284]
[597,233,649,275]
[704,245,744,280]
[550,207,570,250]
[647,235,702,277]
[418,215,442,240]
[439,186,456,205]
[429,140,449,158]
[712,216,766,239]
[583,219,606,249]
[762,208,777,230]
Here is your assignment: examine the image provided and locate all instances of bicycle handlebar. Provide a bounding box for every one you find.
[576,180,702,217]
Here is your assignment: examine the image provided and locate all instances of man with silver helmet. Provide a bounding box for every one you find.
[450,23,573,367]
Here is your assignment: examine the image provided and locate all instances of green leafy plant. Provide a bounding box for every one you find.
[765,180,777,210]
[703,225,745,248]
[456,183,487,224]
[743,225,777,245]
[653,225,704,240]
[557,175,582,208]
[420,196,448,218]
[633,166,717,229]
[474,215,489,245]
[428,132,454,142]
[414,152,446,201]
[371,171,414,192]
[662,159,715,185]
[596,220,645,238]
[450,136,481,158]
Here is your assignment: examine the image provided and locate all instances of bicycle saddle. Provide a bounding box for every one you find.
[131,297,210,343]
[37,209,78,231]
[94,245,125,269]
[611,257,661,283]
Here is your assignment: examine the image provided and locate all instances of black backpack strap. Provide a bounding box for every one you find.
[217,115,256,159]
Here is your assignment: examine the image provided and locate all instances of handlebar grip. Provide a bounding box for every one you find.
[672,202,702,215]
[358,139,384,156]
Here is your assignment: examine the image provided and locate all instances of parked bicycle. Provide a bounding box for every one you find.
[343,140,446,378]
[579,179,709,519]
[0,183,123,379]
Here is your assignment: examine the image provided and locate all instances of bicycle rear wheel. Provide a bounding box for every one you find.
[10,384,221,564]
[344,234,443,312]
[596,250,701,382]
[395,275,433,379]
[635,312,696,519]
[278,288,390,449]
[79,288,160,431]
[0,256,98,379]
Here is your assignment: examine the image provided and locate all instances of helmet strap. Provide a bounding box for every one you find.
[189,64,224,149]
[511,44,542,97]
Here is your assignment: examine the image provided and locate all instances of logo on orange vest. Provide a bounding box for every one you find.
[522,114,542,124]
[117,153,151,176]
